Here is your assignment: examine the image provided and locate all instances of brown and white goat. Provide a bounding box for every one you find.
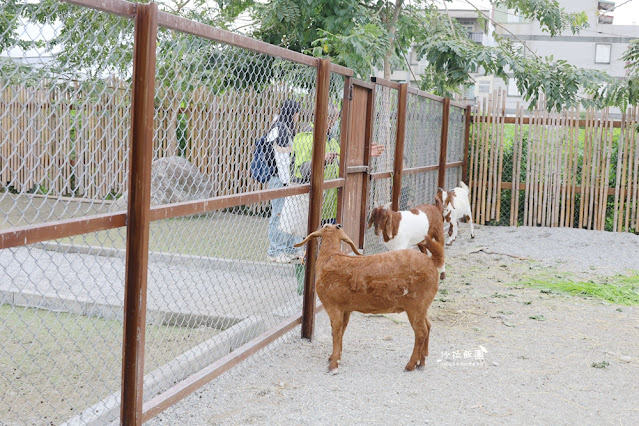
[367,197,446,279]
[295,224,442,373]
[439,181,475,245]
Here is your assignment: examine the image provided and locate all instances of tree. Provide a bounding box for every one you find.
[253,0,636,112]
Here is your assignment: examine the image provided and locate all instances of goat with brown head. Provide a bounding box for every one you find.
[295,224,440,373]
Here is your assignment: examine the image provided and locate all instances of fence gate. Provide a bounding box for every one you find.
[341,79,376,249]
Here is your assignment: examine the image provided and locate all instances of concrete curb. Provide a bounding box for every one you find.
[0,289,244,328]
[34,242,297,276]
[62,315,265,426]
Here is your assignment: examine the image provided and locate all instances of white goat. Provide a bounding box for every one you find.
[439,181,475,245]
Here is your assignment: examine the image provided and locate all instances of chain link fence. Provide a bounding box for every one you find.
[444,104,466,190]
[1,0,472,423]
[1,1,133,423]
[363,84,398,255]
[403,92,442,208]
[141,21,324,412]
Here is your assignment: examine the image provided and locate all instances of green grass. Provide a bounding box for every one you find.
[513,272,639,306]
[0,304,219,424]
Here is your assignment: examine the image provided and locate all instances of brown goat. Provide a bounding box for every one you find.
[295,224,442,373]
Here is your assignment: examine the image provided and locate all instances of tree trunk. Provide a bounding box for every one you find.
[383,0,404,80]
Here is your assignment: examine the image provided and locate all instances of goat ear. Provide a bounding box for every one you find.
[367,207,377,229]
[384,211,394,239]
[339,230,362,256]
[294,229,322,247]
[446,192,455,210]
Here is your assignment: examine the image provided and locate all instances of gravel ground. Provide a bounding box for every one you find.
[148,224,639,425]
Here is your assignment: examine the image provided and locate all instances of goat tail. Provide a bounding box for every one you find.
[421,236,445,270]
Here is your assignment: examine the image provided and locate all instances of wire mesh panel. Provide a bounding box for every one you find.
[0,2,133,424]
[445,104,466,190]
[319,73,345,227]
[143,25,320,404]
[364,84,399,255]
[402,93,442,209]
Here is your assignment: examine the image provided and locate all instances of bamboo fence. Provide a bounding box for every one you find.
[469,91,639,232]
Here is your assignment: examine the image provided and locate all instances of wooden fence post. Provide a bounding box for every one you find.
[391,83,408,211]
[121,3,157,424]
[438,97,451,190]
[462,104,472,184]
[301,58,331,341]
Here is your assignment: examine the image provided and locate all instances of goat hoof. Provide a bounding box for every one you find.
[328,364,339,374]
[440,272,446,280]
[416,363,425,370]
[471,234,475,239]
[404,364,416,372]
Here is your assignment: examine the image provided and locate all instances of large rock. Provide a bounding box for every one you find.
[113,156,217,210]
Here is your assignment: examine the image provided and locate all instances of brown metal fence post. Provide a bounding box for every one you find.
[391,83,408,211]
[438,97,451,189]
[301,58,331,340]
[121,2,157,424]
[462,104,472,183]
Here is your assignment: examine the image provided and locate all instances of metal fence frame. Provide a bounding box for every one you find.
[0,0,470,423]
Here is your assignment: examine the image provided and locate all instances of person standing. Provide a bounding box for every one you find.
[267,100,302,263]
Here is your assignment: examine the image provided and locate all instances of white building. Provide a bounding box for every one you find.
[380,1,638,113]
[488,0,639,113]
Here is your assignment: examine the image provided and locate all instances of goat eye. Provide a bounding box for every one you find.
[336,224,342,229]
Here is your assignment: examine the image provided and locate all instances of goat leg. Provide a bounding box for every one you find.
[327,308,345,372]
[405,310,428,371]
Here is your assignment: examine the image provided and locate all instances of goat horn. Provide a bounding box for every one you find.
[294,230,322,247]
[341,235,362,256]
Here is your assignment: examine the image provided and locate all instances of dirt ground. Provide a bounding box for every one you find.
[148,224,639,425]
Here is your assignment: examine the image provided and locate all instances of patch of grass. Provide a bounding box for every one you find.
[0,304,219,424]
[514,272,639,306]
[592,361,610,369]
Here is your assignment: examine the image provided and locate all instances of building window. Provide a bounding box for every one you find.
[507,78,520,97]
[595,43,611,64]
[478,80,491,95]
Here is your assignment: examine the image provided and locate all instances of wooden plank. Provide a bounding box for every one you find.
[437,97,450,190]
[470,115,626,128]
[500,181,619,195]
[403,164,439,175]
[485,91,497,221]
[479,96,491,224]
[62,0,136,17]
[370,77,401,90]
[359,83,376,249]
[579,109,590,228]
[141,311,304,422]
[600,109,614,230]
[462,105,471,183]
[629,106,639,231]
[301,58,331,341]
[0,213,126,250]
[157,12,318,67]
[470,101,483,223]
[569,106,579,228]
[613,111,627,231]
[121,4,157,424]
[495,91,506,222]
